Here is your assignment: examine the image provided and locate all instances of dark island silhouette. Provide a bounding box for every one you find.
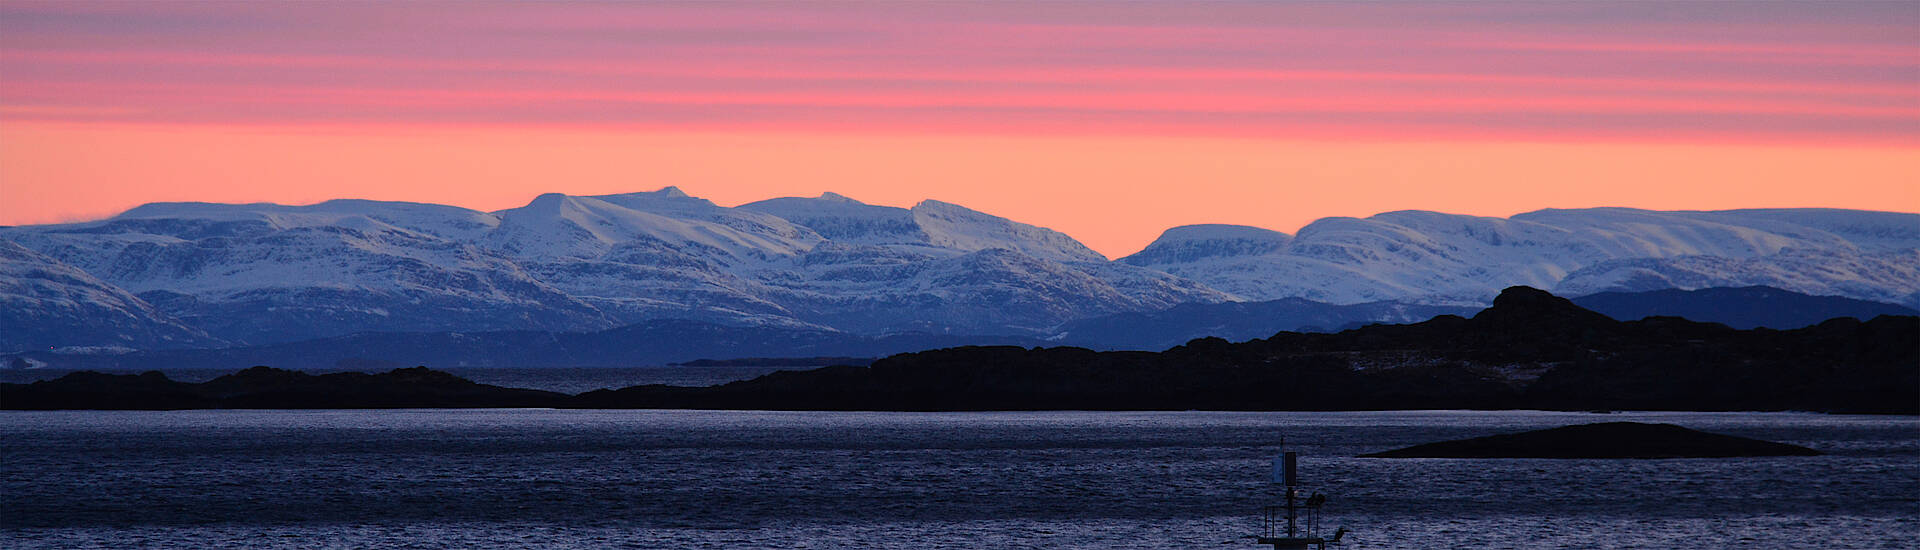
[1359,422,1821,458]
[1571,286,1918,330]
[5,287,1914,412]
[0,366,565,410]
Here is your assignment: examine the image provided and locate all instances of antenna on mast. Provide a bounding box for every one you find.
[1252,443,1342,549]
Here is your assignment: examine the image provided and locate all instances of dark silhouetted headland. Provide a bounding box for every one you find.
[568,287,1917,413]
[6,287,1914,412]
[1,366,565,410]
[3,320,1042,371]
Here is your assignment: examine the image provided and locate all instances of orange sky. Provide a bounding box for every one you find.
[7,122,1912,258]
[2,2,1916,258]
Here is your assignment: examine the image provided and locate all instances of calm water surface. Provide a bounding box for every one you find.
[1,410,1914,549]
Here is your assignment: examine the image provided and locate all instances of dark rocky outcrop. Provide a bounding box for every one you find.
[672,356,876,367]
[4,319,1044,371]
[1050,297,1474,350]
[6,287,1915,412]
[568,287,1918,413]
[1359,422,1822,458]
[0,366,565,410]
[0,370,211,410]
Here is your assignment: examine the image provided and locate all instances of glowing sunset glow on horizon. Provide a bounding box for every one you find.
[2,1,1915,258]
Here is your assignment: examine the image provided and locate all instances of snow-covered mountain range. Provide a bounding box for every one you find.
[1121,208,1920,307]
[2,189,1914,353]
[0,188,1225,349]
[0,240,219,351]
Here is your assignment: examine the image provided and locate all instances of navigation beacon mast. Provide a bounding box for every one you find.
[1253,448,1347,549]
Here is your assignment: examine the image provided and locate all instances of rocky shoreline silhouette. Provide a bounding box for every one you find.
[6,288,1914,413]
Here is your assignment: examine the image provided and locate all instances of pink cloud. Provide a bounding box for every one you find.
[2,1,1914,143]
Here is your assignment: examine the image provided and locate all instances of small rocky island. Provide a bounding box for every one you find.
[0,366,565,410]
[1360,422,1821,458]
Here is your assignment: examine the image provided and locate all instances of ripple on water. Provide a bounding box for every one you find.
[1,410,1914,549]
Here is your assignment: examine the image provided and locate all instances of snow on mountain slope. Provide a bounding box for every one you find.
[1120,224,1291,265]
[475,189,831,328]
[0,240,220,352]
[485,189,821,264]
[1275,212,1603,302]
[583,187,824,255]
[1122,213,1602,304]
[734,192,1232,332]
[115,199,503,241]
[1511,208,1819,258]
[762,247,1163,335]
[739,192,1107,263]
[1,188,1212,347]
[6,188,1910,351]
[1124,208,1920,305]
[740,236,1225,335]
[1069,261,1235,311]
[738,193,940,251]
[2,204,611,345]
[1686,209,1920,253]
[911,199,1107,262]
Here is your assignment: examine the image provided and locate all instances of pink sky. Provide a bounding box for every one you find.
[2,1,1916,258]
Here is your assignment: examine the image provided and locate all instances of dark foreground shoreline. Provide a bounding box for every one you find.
[6,287,1915,413]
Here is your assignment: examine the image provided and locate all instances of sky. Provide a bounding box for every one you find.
[1,1,1916,259]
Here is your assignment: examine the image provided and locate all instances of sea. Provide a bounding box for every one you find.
[0,409,1913,549]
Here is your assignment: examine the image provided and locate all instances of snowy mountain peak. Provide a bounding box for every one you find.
[583,187,721,212]
[490,192,820,263]
[738,196,1104,262]
[525,192,569,206]
[1134,207,1919,307]
[909,200,1106,263]
[108,199,503,241]
[1698,208,1920,253]
[817,192,863,204]
[1120,224,1292,265]
[908,199,989,217]
[738,195,925,246]
[1161,224,1293,242]
[509,193,597,223]
[114,201,280,221]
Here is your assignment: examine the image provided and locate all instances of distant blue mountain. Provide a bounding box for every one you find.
[1571,286,1918,329]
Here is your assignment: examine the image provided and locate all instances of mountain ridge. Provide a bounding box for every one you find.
[3,190,1914,352]
[1123,207,1920,306]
